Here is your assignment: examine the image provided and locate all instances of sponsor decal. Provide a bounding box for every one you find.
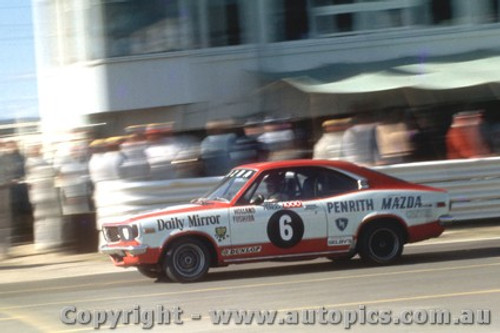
[327,199,374,214]
[304,204,319,210]
[233,215,255,223]
[335,218,349,231]
[228,169,255,178]
[282,201,303,209]
[406,208,432,219]
[328,236,353,246]
[267,210,304,249]
[232,207,256,223]
[157,217,184,231]
[187,214,221,227]
[234,207,256,214]
[381,196,422,210]
[221,246,262,257]
[263,203,282,211]
[214,226,229,242]
[157,214,221,231]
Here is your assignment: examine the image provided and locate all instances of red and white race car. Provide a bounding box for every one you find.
[100,159,452,282]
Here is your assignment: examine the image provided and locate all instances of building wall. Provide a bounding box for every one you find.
[33,0,500,133]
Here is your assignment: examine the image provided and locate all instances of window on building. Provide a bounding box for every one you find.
[309,0,416,37]
[99,0,246,57]
[477,0,500,23]
[431,0,452,25]
[492,0,500,21]
[493,0,500,22]
[271,0,310,42]
[102,0,200,57]
[284,0,310,40]
[207,0,242,47]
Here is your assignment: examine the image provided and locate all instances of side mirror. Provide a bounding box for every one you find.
[250,194,264,205]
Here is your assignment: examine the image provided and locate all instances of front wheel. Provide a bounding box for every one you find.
[164,238,211,282]
[358,223,404,265]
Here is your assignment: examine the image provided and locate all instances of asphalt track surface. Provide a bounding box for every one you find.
[1,223,500,332]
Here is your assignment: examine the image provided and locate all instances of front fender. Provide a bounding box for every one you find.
[160,230,222,266]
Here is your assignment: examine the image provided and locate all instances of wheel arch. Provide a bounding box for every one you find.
[356,214,409,245]
[160,231,220,268]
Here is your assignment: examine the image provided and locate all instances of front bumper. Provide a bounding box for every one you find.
[100,244,149,256]
[438,215,456,226]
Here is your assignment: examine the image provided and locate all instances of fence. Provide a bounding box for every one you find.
[373,157,500,221]
[93,157,500,228]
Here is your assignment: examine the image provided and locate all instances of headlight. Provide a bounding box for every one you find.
[118,225,139,241]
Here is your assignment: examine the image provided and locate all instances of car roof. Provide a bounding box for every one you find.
[237,159,367,174]
[236,159,441,192]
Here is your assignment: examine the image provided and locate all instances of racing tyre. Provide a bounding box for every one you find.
[358,223,403,265]
[164,239,211,282]
[137,265,162,279]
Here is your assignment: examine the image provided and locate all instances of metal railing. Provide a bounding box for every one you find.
[93,157,500,227]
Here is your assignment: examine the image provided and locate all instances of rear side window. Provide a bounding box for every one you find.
[315,168,358,197]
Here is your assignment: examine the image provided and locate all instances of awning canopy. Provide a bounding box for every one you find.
[260,50,500,116]
[284,52,500,93]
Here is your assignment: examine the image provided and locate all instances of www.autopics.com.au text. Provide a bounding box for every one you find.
[60,305,492,329]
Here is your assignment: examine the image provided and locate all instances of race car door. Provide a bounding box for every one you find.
[227,169,328,260]
[315,167,363,252]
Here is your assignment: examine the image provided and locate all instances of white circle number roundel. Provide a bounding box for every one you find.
[267,210,304,248]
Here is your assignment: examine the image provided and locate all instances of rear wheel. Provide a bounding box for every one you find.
[164,238,211,282]
[358,223,404,265]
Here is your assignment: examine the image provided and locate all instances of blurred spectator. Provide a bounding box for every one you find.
[3,141,33,244]
[258,118,297,161]
[90,137,126,250]
[88,139,107,184]
[313,118,351,160]
[486,122,500,154]
[120,125,150,180]
[25,144,49,174]
[341,112,380,165]
[375,109,415,164]
[201,119,238,176]
[446,111,491,159]
[230,120,267,165]
[144,122,183,180]
[54,140,92,214]
[54,137,95,252]
[25,144,65,251]
[89,137,126,185]
[171,134,203,178]
[102,137,127,180]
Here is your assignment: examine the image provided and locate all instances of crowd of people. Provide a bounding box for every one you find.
[313,108,498,165]
[1,107,498,249]
[81,118,308,184]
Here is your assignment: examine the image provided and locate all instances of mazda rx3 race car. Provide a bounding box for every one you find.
[100,160,452,282]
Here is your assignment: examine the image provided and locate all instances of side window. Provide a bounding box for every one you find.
[240,169,302,204]
[318,168,358,196]
[300,167,358,199]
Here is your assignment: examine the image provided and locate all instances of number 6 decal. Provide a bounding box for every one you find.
[267,210,304,248]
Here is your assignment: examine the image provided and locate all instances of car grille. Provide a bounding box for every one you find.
[104,226,120,242]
